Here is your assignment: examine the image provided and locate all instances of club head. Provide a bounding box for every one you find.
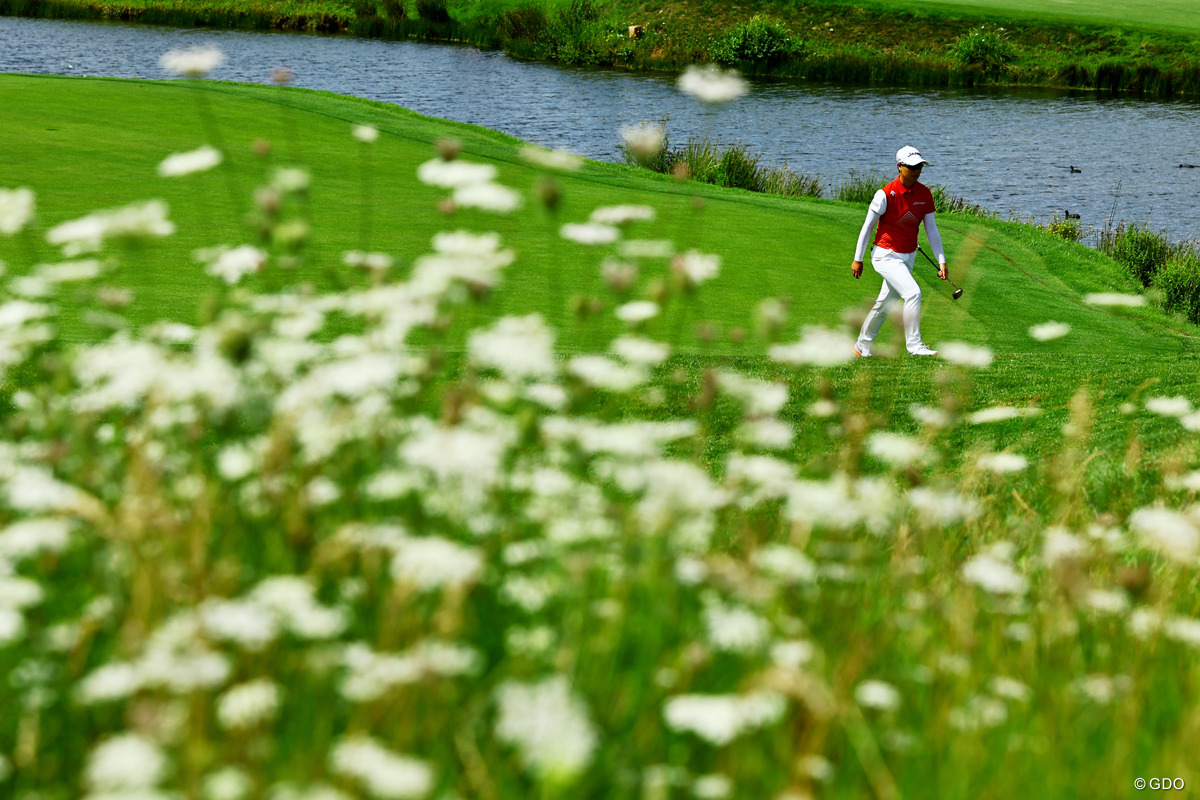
[952,288,964,300]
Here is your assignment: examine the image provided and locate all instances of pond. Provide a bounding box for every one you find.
[3,15,1200,239]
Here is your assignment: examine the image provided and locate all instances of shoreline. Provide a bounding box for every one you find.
[5,0,1200,99]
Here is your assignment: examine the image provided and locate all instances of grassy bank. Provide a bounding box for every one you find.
[6,74,1200,798]
[6,0,1200,98]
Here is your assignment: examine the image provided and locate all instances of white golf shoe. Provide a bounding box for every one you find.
[910,345,939,356]
[853,345,871,357]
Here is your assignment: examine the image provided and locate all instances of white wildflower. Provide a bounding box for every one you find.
[663,692,786,745]
[967,405,1040,424]
[590,205,654,225]
[677,64,749,103]
[938,341,994,368]
[949,695,1008,731]
[203,767,252,800]
[703,602,770,653]
[797,755,834,782]
[612,335,669,366]
[342,250,394,271]
[0,187,35,235]
[453,182,522,213]
[203,245,266,284]
[200,598,280,651]
[907,486,979,526]
[693,774,732,799]
[390,536,484,592]
[0,517,71,561]
[1128,506,1199,563]
[1028,321,1071,341]
[751,543,817,585]
[770,326,856,366]
[47,200,174,255]
[353,125,379,143]
[726,454,795,506]
[672,250,721,286]
[770,640,815,670]
[469,314,557,380]
[962,553,1028,595]
[1042,527,1087,567]
[866,431,927,468]
[160,45,226,77]
[521,146,583,171]
[0,608,24,645]
[561,222,620,245]
[807,399,838,418]
[674,556,709,585]
[1166,471,1200,491]
[977,452,1028,473]
[739,417,793,450]
[718,371,788,416]
[989,677,1032,703]
[854,680,901,712]
[1085,588,1130,614]
[909,403,953,428]
[615,300,660,323]
[619,122,664,160]
[1084,292,1146,307]
[568,354,647,392]
[329,737,434,799]
[417,158,496,189]
[1146,395,1193,417]
[271,168,310,193]
[495,675,598,779]
[217,679,281,731]
[157,146,222,177]
[1165,616,1200,647]
[85,733,167,791]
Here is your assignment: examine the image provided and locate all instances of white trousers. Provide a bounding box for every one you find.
[856,247,925,354]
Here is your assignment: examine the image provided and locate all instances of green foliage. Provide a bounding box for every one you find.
[534,0,604,64]
[835,169,888,204]
[709,15,801,68]
[950,24,1016,72]
[1041,212,1084,241]
[414,0,449,22]
[1102,223,1171,286]
[1153,251,1200,323]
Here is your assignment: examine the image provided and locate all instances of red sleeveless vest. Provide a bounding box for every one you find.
[874,177,935,254]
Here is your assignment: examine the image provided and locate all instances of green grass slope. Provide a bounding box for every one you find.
[7,75,1200,798]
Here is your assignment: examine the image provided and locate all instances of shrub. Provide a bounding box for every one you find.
[716,143,764,191]
[950,25,1015,73]
[1103,223,1171,286]
[378,0,403,19]
[1153,251,1200,323]
[535,0,604,65]
[1041,213,1083,241]
[709,16,801,68]
[762,165,823,198]
[497,4,547,42]
[415,0,449,24]
[835,170,888,204]
[351,0,378,19]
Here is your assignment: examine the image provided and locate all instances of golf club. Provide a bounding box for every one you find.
[917,245,963,300]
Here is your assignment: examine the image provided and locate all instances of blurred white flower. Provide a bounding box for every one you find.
[201,598,280,651]
[217,679,281,731]
[158,146,222,177]
[568,354,648,392]
[770,639,815,670]
[0,517,71,561]
[521,146,583,172]
[751,543,817,585]
[390,536,484,592]
[612,335,669,366]
[590,204,654,225]
[769,326,856,367]
[1165,471,1200,491]
[1042,527,1086,567]
[677,64,749,103]
[977,452,1028,473]
[417,158,496,189]
[866,431,927,468]
[329,737,433,800]
[909,403,953,428]
[989,676,1032,703]
[907,487,979,525]
[201,245,266,284]
[469,314,557,380]
[962,553,1028,595]
[561,222,620,245]
[726,454,795,506]
[704,601,770,653]
[949,695,1008,731]
[1128,506,1199,563]
[85,733,167,791]
[717,371,788,417]
[619,122,665,160]
[0,187,35,235]
[1146,395,1193,417]
[693,774,733,799]
[1084,292,1146,307]
[854,680,901,712]
[160,45,226,77]
[203,767,252,800]
[271,167,310,193]
[663,692,786,745]
[1028,321,1070,341]
[47,200,175,256]
[343,250,394,271]
[967,405,1039,424]
[353,124,379,143]
[453,182,522,213]
[807,398,838,418]
[615,300,660,324]
[1085,588,1130,615]
[739,417,793,450]
[0,608,24,645]
[672,250,721,285]
[495,675,598,780]
[938,341,994,368]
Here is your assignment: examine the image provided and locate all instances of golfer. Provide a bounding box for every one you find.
[850,146,948,357]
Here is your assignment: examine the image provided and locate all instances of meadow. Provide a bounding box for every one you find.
[3,70,1200,798]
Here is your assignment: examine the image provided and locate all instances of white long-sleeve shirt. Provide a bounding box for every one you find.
[854,189,946,264]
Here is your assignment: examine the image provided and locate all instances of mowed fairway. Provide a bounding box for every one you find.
[860,0,1200,33]
[7,74,1200,798]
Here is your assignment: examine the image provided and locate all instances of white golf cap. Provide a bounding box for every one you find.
[896,145,931,167]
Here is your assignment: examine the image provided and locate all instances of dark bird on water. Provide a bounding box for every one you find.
[1180,163,1197,169]
[1069,166,1082,173]
[1064,209,1081,220]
